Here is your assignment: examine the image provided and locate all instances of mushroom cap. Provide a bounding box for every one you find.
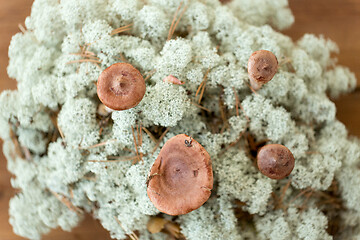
[147,134,213,216]
[257,144,295,180]
[247,50,278,89]
[97,63,146,111]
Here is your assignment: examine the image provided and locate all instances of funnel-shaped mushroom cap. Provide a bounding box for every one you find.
[147,134,213,216]
[248,50,278,90]
[257,144,295,180]
[97,63,146,111]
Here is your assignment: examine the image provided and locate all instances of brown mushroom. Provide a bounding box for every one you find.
[247,50,278,90]
[147,134,213,216]
[257,144,295,180]
[97,63,146,111]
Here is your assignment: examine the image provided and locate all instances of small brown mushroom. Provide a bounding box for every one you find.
[97,63,146,111]
[257,144,295,180]
[147,134,213,216]
[247,50,278,90]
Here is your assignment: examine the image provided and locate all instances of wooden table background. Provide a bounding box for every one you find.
[0,0,359,239]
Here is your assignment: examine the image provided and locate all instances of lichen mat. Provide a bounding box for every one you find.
[0,0,359,239]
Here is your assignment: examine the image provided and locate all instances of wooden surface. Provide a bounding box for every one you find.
[0,0,359,239]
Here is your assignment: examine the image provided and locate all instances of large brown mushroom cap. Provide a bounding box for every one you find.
[257,144,295,180]
[97,63,146,111]
[147,134,213,216]
[248,50,278,90]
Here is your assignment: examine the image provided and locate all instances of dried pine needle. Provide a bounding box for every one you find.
[111,23,133,36]
[49,190,83,215]
[142,127,157,144]
[78,139,117,150]
[190,101,211,112]
[131,125,140,163]
[88,155,138,163]
[114,217,139,240]
[151,128,169,155]
[167,2,183,40]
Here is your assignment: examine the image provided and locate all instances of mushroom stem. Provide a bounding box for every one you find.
[97,103,114,117]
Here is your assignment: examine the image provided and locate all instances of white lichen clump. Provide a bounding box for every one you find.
[0,0,359,239]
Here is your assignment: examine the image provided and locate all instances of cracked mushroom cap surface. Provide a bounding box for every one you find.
[147,134,213,216]
[97,63,146,111]
[257,144,295,180]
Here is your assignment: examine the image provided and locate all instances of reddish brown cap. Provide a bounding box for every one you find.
[257,144,295,180]
[248,50,278,90]
[147,134,213,216]
[97,63,146,111]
